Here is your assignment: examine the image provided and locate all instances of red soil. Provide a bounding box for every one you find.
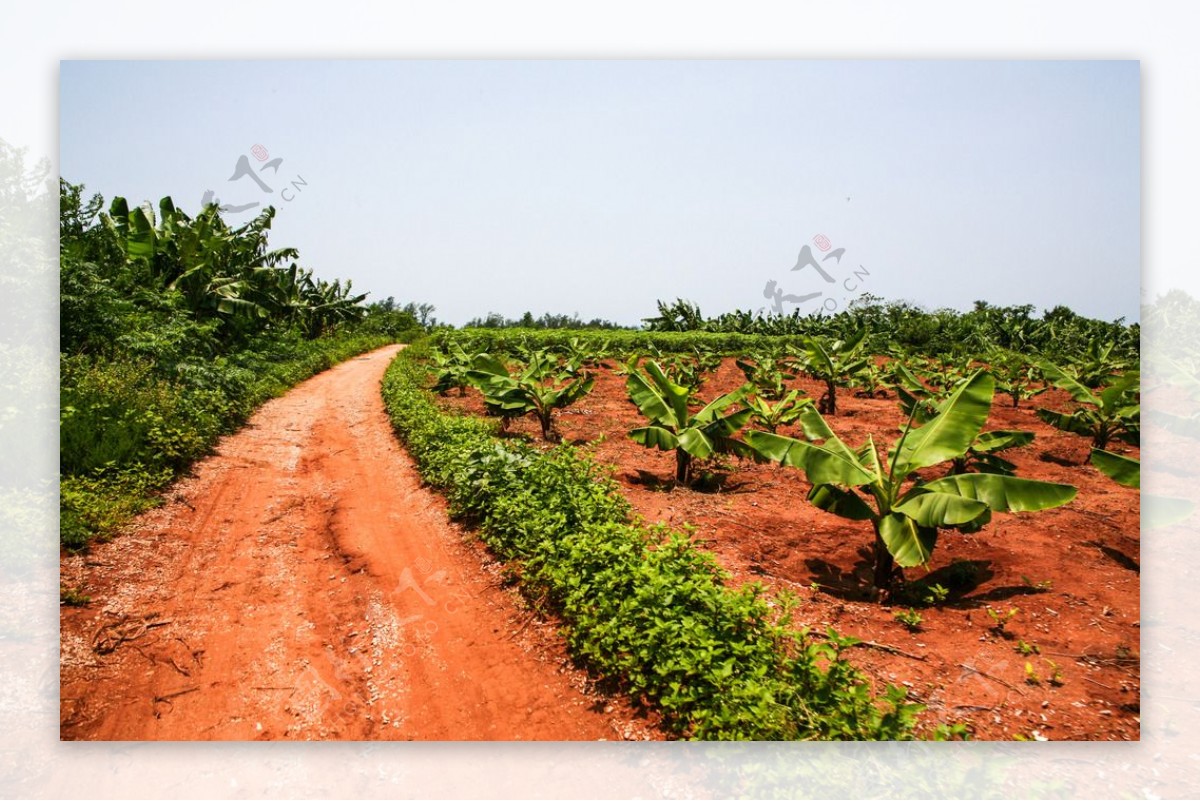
[60,346,654,742]
[438,357,1141,741]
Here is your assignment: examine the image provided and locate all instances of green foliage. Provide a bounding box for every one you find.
[642,298,706,332]
[788,330,870,415]
[60,331,392,548]
[467,349,595,441]
[987,348,1047,409]
[950,429,1036,477]
[893,608,923,631]
[626,360,757,484]
[891,365,1035,476]
[1066,338,1132,388]
[635,295,1138,366]
[744,390,813,434]
[986,606,1019,638]
[849,361,891,399]
[58,180,426,548]
[430,342,481,396]
[890,362,951,424]
[1036,361,1140,450]
[560,335,612,373]
[60,585,92,607]
[746,371,1076,595]
[465,310,628,329]
[356,297,427,341]
[736,353,797,401]
[381,346,920,740]
[1090,448,1140,489]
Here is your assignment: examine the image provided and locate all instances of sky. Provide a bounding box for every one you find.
[59,59,1140,326]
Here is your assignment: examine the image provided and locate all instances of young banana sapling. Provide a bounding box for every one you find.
[746,371,1076,596]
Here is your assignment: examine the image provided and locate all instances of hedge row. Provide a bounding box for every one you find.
[429,327,809,358]
[380,343,921,740]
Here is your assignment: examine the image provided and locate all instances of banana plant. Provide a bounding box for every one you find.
[1068,338,1131,388]
[430,343,478,396]
[1089,448,1139,489]
[893,365,1035,475]
[787,330,870,415]
[468,351,594,442]
[850,362,891,399]
[913,355,974,392]
[746,371,1076,595]
[561,336,611,375]
[950,429,1035,476]
[987,349,1047,409]
[890,362,945,424]
[627,360,757,485]
[1035,361,1140,451]
[666,346,723,391]
[736,353,797,401]
[744,389,813,434]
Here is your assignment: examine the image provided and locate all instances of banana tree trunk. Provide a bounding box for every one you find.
[538,411,559,442]
[676,449,691,485]
[819,379,837,415]
[871,522,898,594]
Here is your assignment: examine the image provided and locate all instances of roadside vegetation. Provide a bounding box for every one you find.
[59,181,428,550]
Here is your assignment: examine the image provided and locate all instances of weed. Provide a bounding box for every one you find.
[1021,575,1053,591]
[986,606,1020,639]
[932,722,972,741]
[922,583,949,605]
[893,608,924,632]
[59,585,92,607]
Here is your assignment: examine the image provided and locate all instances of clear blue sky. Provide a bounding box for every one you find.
[60,60,1140,326]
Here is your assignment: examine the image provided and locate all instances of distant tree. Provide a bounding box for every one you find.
[402,301,436,328]
[462,310,630,330]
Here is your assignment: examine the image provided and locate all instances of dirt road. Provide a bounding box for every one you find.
[60,345,640,741]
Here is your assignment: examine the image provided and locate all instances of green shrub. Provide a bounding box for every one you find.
[59,331,393,549]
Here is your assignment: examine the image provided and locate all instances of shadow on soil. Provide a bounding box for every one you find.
[803,554,1056,609]
[1085,540,1140,573]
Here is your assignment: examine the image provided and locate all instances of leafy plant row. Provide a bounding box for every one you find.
[381,344,927,740]
[431,328,801,359]
[642,297,1139,366]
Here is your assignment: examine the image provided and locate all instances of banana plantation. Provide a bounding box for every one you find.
[403,301,1140,740]
[61,188,1141,740]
